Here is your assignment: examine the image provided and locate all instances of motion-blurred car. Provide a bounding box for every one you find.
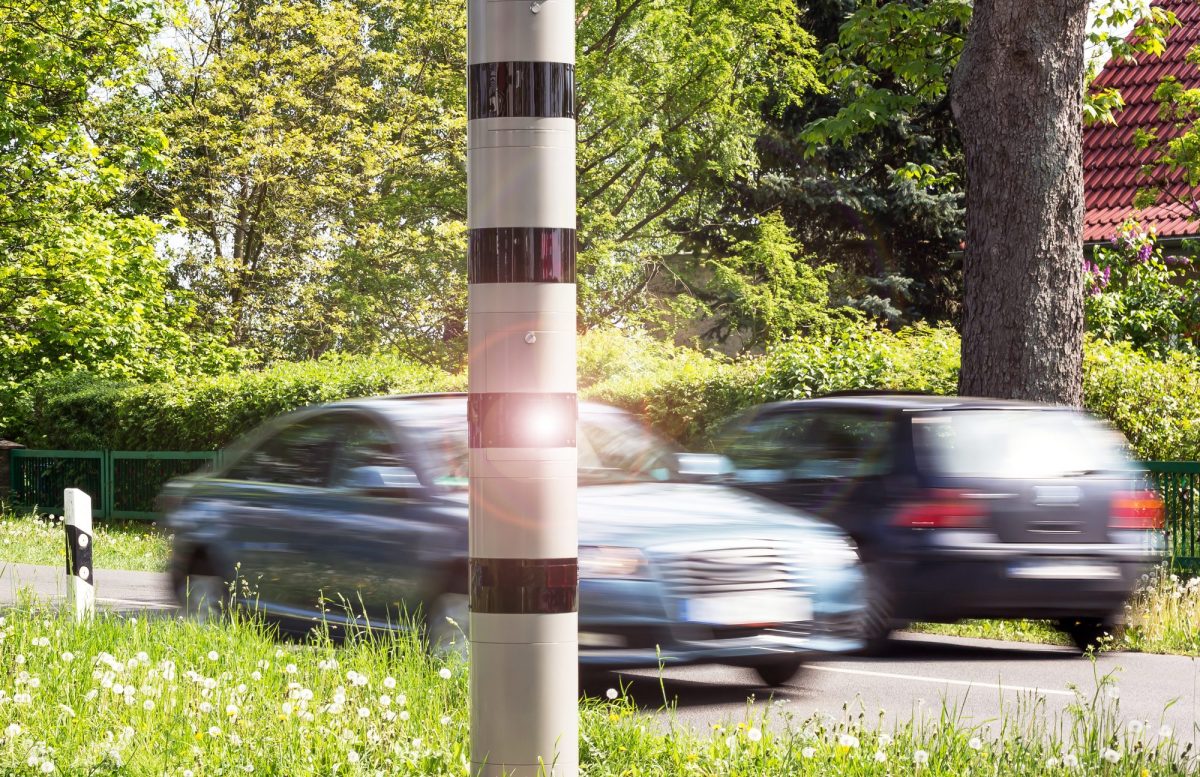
[714,393,1165,653]
[160,394,863,685]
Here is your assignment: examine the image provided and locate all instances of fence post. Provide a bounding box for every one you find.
[0,440,24,506]
[64,488,95,621]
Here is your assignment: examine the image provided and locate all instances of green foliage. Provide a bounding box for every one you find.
[1,602,1196,774]
[8,324,1200,464]
[587,324,960,447]
[1083,338,1200,462]
[575,0,822,331]
[124,0,469,364]
[0,0,233,387]
[2,356,463,451]
[696,212,841,348]
[1084,222,1200,358]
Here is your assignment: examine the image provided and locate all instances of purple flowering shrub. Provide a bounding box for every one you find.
[1086,221,1200,358]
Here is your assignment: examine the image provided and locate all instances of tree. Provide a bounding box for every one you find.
[123,0,821,362]
[0,0,231,391]
[950,0,1090,404]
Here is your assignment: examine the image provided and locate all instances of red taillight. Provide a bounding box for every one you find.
[1111,490,1164,530]
[893,490,987,529]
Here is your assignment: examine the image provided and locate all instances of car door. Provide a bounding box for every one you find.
[298,412,464,631]
[218,414,346,614]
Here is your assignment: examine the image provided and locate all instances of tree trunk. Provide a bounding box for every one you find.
[950,0,1088,406]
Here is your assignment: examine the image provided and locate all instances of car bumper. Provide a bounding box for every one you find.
[891,536,1159,620]
[578,578,863,667]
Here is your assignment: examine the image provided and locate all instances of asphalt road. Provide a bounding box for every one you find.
[4,563,1198,739]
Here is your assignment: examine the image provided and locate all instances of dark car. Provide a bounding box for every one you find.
[160,394,864,686]
[715,393,1165,653]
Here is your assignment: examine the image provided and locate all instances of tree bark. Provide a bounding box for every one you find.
[950,0,1088,406]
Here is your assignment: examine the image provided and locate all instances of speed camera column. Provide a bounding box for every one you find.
[465,0,578,774]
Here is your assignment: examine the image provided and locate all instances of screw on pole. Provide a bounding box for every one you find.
[64,488,95,622]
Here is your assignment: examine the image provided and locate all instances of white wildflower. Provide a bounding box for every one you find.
[914,750,930,765]
[1102,748,1121,764]
[438,667,452,680]
[383,676,396,689]
[874,751,887,763]
[605,688,618,700]
[969,737,983,751]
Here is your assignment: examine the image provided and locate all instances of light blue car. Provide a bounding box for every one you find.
[161,394,864,686]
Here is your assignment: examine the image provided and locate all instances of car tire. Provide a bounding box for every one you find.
[1058,616,1123,653]
[860,562,895,656]
[752,659,805,687]
[426,591,469,659]
[175,558,226,623]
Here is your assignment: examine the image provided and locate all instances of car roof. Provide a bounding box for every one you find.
[317,392,625,420]
[752,393,1073,414]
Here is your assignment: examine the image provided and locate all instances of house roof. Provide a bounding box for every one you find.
[1084,0,1200,242]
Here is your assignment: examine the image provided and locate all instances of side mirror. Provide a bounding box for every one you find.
[341,465,424,498]
[675,453,735,483]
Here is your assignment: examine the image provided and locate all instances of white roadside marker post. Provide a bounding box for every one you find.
[466,0,579,772]
[64,488,94,621]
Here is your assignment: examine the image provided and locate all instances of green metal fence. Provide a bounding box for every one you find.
[9,450,220,520]
[1143,461,1200,571]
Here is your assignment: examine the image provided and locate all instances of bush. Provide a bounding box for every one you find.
[2,355,463,451]
[587,324,960,447]
[5,323,1200,462]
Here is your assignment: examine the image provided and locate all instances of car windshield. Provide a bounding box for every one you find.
[404,403,679,489]
[912,409,1134,479]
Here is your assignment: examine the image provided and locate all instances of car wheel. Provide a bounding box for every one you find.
[860,562,895,656]
[175,560,226,623]
[427,592,469,659]
[752,659,805,687]
[1058,617,1123,653]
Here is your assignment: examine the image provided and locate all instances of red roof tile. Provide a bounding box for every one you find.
[1084,0,1200,241]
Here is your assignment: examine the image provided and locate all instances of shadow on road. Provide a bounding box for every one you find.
[581,667,802,710]
[855,634,1081,664]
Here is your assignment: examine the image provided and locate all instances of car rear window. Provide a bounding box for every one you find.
[912,409,1133,479]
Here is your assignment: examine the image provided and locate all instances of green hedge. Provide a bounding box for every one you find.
[1,356,463,451]
[4,324,1200,462]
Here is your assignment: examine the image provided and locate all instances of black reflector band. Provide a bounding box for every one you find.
[65,524,92,578]
[469,227,576,284]
[470,557,578,614]
[469,392,577,449]
[468,62,575,119]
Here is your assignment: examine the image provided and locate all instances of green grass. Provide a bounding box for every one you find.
[914,567,1200,657]
[0,512,169,572]
[0,600,1195,775]
[909,619,1071,647]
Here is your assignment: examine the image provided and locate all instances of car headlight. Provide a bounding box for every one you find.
[808,535,859,567]
[578,546,649,578]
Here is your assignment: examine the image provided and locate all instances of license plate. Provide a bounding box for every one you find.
[1007,560,1122,580]
[682,593,812,625]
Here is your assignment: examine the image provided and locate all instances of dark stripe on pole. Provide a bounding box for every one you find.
[64,524,92,578]
[470,557,578,614]
[468,62,575,120]
[468,392,577,449]
[468,227,576,284]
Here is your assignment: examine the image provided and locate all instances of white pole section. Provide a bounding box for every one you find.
[64,488,95,622]
[466,0,578,772]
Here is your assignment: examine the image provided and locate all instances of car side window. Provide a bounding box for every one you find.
[225,417,343,487]
[329,418,410,488]
[726,410,893,481]
[723,412,819,480]
[798,412,893,479]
